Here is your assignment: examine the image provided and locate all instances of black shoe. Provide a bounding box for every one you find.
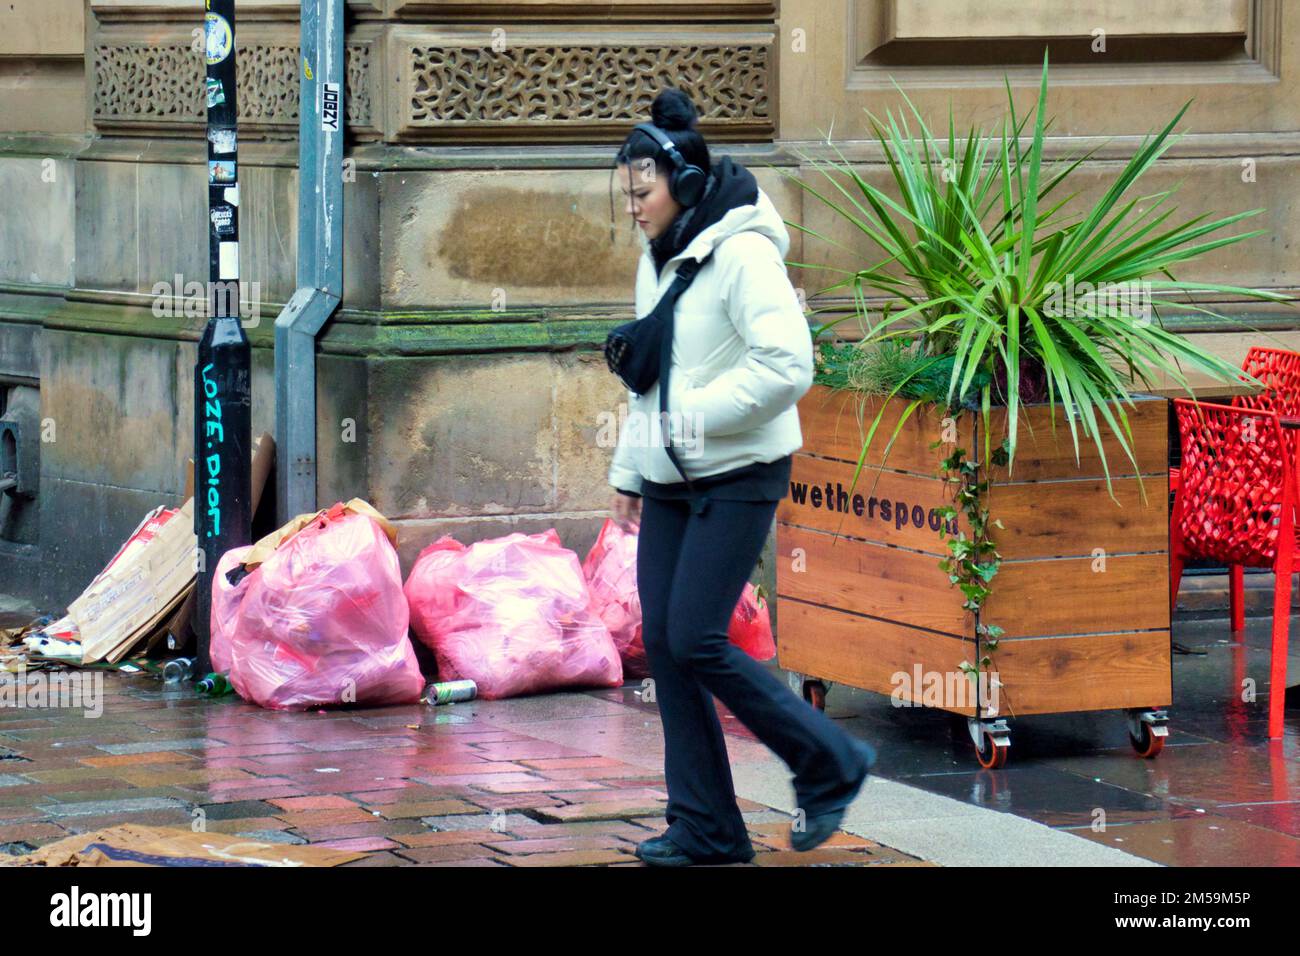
[791,738,876,852]
[634,834,755,867]
[634,835,697,867]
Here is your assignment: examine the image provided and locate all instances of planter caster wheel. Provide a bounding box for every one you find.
[975,733,1009,769]
[786,671,831,711]
[968,717,1010,769]
[803,680,829,711]
[1126,708,1168,759]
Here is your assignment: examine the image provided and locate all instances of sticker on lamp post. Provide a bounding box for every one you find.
[204,12,233,65]
[322,82,341,132]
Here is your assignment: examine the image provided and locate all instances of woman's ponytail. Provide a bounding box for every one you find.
[616,87,711,179]
[651,88,699,134]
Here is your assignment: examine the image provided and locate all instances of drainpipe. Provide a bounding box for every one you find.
[274,0,343,522]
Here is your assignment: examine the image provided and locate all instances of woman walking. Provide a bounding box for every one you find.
[605,88,876,866]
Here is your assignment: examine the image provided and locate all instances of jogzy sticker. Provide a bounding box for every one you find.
[208,160,236,185]
[210,203,235,238]
[223,185,239,207]
[321,82,341,133]
[205,12,233,65]
[208,128,236,154]
[205,77,225,110]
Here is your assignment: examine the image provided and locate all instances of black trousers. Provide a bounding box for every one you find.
[637,494,869,861]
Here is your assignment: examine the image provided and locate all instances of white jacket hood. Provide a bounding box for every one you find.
[635,184,792,268]
[608,174,814,495]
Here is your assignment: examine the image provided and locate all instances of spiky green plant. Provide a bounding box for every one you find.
[780,52,1290,494]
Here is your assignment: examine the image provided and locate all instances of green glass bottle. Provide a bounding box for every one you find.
[196,672,234,697]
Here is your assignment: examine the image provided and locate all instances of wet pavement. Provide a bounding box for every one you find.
[2,604,1298,866]
[809,613,1300,866]
[0,648,927,868]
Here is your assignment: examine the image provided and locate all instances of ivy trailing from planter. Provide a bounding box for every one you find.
[933,428,1012,717]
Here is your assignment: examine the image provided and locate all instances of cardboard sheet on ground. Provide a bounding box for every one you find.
[68,432,275,664]
[71,501,198,664]
[0,824,365,867]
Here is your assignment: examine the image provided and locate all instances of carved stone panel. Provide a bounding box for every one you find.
[390,27,774,142]
[92,35,376,136]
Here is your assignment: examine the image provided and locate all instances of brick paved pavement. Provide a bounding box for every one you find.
[0,670,931,867]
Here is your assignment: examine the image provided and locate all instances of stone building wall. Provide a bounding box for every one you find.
[0,0,1296,616]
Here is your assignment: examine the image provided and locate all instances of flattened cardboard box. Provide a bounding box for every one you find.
[72,499,198,664]
[66,432,275,664]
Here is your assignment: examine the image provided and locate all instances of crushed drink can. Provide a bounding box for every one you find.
[426,680,477,705]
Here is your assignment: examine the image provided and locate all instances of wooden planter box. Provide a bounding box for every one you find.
[775,384,1172,763]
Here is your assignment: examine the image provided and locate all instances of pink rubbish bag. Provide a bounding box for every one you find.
[226,505,425,710]
[209,544,254,676]
[581,519,648,680]
[405,528,623,699]
[581,520,777,667]
[728,582,776,661]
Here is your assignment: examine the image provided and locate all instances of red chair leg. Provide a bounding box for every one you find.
[1269,563,1292,739]
[1169,500,1185,609]
[1230,564,1246,634]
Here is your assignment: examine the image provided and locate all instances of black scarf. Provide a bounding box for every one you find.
[650,156,759,276]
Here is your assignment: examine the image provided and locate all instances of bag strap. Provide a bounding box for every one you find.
[657,252,713,491]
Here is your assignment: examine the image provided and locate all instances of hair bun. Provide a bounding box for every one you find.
[651,88,699,133]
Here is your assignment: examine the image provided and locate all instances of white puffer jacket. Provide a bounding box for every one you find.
[607,186,814,493]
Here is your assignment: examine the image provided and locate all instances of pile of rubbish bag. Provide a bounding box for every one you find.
[4,485,778,711]
[207,504,775,710]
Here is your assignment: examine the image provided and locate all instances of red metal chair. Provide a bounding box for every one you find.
[1170,347,1300,627]
[1225,347,1300,631]
[1170,399,1296,738]
[1235,346,1300,420]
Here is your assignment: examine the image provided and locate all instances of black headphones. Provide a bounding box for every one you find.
[632,122,708,207]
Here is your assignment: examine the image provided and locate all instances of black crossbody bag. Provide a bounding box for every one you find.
[602,252,713,488]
